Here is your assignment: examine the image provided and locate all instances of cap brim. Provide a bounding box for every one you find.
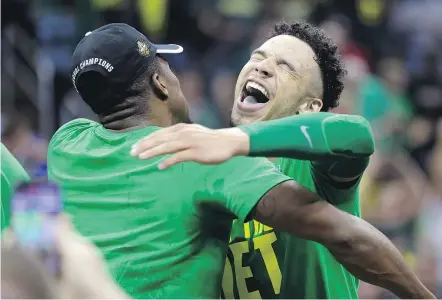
[155,44,184,54]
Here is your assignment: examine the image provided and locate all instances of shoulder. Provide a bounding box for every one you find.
[54,118,98,135]
[49,119,99,148]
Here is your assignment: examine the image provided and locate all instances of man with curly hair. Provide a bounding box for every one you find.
[132,21,432,299]
[220,20,363,299]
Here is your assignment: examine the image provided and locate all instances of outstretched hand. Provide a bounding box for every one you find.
[130,124,250,169]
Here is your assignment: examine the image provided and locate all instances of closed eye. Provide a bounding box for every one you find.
[277,60,295,72]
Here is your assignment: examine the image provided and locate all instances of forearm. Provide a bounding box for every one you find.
[239,113,375,160]
[326,216,434,299]
[253,181,433,299]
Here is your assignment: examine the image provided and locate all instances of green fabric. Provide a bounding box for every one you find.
[240,112,374,181]
[47,118,290,299]
[222,158,362,299]
[1,143,30,232]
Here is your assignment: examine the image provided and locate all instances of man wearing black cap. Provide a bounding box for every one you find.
[69,23,189,128]
[47,23,293,298]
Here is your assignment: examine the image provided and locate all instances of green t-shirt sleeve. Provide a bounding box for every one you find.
[1,144,30,231]
[189,156,291,222]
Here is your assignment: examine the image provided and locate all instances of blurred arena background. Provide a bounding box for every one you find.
[1,0,442,297]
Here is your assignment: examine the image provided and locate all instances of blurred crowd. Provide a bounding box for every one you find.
[2,0,442,298]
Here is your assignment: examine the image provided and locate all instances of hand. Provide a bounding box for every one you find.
[130,123,250,169]
[2,216,129,299]
[56,215,129,299]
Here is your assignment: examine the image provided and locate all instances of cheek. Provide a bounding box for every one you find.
[274,77,302,105]
[263,78,303,119]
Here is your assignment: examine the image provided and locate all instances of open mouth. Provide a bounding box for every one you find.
[238,81,270,112]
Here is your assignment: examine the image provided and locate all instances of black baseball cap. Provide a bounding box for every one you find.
[71,23,183,113]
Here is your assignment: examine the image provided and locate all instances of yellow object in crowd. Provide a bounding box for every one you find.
[137,0,168,37]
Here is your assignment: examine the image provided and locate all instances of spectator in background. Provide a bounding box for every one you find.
[359,152,430,298]
[178,69,222,128]
[36,0,81,129]
[1,112,48,175]
[408,50,442,170]
[137,0,169,41]
[334,54,369,115]
[193,0,262,43]
[419,120,442,297]
[320,14,368,63]
[90,0,129,25]
[358,57,413,153]
[210,70,236,126]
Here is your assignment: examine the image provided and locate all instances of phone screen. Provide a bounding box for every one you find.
[11,181,62,276]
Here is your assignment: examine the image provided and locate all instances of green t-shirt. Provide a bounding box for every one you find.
[1,143,30,232]
[47,118,290,299]
[222,158,361,299]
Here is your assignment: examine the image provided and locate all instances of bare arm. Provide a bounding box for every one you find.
[251,180,434,299]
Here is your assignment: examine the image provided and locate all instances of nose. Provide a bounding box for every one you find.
[254,59,274,78]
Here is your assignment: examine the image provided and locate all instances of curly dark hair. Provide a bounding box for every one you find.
[271,21,346,111]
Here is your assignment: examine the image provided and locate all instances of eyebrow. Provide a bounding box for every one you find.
[251,49,267,57]
[251,49,296,72]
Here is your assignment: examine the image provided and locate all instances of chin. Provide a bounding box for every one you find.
[230,111,263,127]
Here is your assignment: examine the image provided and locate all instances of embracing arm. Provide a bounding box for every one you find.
[251,180,434,299]
[240,112,375,183]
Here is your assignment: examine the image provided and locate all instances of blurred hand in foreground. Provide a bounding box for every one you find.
[2,216,129,299]
[57,215,129,299]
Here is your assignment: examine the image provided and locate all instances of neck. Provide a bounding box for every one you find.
[99,98,172,131]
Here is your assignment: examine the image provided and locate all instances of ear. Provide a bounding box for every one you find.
[298,98,323,113]
[151,73,169,101]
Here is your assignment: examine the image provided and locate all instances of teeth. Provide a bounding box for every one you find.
[246,81,269,99]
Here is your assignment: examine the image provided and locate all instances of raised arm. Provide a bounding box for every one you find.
[130,114,374,178]
[240,112,375,183]
[254,180,434,299]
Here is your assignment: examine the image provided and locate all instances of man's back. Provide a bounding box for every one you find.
[47,119,289,298]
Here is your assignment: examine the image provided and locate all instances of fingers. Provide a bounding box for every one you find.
[56,214,91,254]
[158,150,196,170]
[55,214,75,252]
[137,141,188,160]
[131,123,203,157]
[131,132,181,157]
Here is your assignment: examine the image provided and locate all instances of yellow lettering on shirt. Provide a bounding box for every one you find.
[244,222,251,238]
[222,258,235,299]
[263,224,273,232]
[254,232,281,294]
[230,241,261,299]
[223,221,282,298]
